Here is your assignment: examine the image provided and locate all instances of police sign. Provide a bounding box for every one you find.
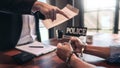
[65,27,87,37]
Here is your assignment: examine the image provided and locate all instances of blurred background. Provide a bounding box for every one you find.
[39,0,120,41]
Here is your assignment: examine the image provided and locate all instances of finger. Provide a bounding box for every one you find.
[63,42,73,49]
[53,9,57,20]
[77,38,83,43]
[75,49,81,53]
[64,42,71,46]
[45,14,49,19]
[57,43,63,47]
[70,37,77,41]
[45,15,48,19]
[70,37,77,44]
[57,9,69,19]
[50,9,54,21]
[70,37,76,41]
[56,43,62,52]
[70,37,78,50]
[71,37,82,44]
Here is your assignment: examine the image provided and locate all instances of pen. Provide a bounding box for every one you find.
[29,46,44,48]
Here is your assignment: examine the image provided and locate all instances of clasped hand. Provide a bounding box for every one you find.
[56,37,85,61]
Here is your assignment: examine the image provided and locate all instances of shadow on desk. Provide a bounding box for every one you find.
[0,53,14,64]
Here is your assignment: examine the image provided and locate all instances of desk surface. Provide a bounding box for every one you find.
[0,33,120,68]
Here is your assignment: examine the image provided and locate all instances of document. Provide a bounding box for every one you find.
[42,4,79,29]
[16,41,57,56]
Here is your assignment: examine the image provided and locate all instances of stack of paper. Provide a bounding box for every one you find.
[16,41,56,56]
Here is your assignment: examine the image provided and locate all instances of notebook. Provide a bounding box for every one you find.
[16,41,57,56]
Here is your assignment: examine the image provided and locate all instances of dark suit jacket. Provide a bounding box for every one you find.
[0,0,36,14]
[0,11,22,51]
[0,0,44,51]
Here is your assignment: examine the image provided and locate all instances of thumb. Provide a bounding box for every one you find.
[57,43,62,48]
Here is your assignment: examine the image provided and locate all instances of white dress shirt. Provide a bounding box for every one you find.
[17,15,37,45]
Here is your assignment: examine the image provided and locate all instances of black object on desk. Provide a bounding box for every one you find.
[12,52,35,64]
[57,30,63,39]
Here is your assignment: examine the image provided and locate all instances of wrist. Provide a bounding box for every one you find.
[32,1,43,12]
[83,44,92,54]
[66,51,74,64]
[65,51,78,67]
[70,54,80,67]
[80,43,87,57]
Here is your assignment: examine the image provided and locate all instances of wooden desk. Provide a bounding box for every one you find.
[0,33,120,68]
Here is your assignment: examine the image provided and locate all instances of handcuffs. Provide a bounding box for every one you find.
[65,40,87,67]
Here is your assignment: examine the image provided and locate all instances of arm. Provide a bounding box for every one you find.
[56,42,96,68]
[70,54,96,68]
[0,0,36,14]
[70,37,110,59]
[84,45,110,59]
[0,0,68,20]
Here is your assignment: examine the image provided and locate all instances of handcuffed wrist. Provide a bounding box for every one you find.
[65,51,79,67]
[80,42,87,57]
[66,51,74,64]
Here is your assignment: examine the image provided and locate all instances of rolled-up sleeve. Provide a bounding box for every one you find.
[0,0,37,14]
[110,45,120,58]
[106,45,120,63]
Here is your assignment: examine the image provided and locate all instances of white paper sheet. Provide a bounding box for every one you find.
[16,41,56,56]
[42,4,79,29]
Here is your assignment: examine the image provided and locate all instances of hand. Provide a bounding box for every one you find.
[32,1,69,21]
[56,42,75,61]
[70,37,85,53]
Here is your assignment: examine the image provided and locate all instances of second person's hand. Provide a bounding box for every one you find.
[70,37,85,53]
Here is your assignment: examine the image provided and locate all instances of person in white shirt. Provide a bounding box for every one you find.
[0,0,68,51]
[17,15,37,45]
